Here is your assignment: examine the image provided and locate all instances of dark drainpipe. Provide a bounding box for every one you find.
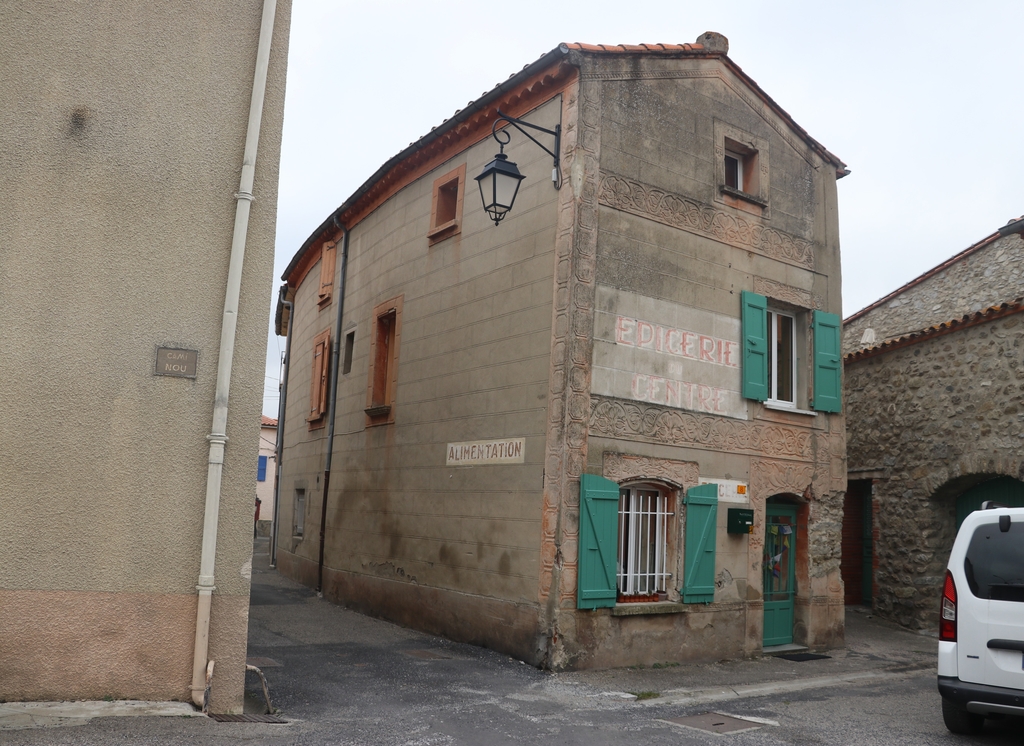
[269,289,293,569]
[317,221,350,595]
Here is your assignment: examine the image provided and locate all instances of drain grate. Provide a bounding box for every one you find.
[663,712,762,735]
[208,713,287,723]
[776,653,831,662]
[403,649,450,660]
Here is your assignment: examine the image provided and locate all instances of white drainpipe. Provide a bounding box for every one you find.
[191,0,278,709]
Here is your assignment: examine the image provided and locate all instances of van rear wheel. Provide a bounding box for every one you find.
[942,698,984,734]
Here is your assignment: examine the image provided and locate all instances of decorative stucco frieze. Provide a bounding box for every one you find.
[753,277,822,310]
[750,458,816,498]
[597,173,815,269]
[539,76,602,629]
[602,452,699,489]
[589,396,813,459]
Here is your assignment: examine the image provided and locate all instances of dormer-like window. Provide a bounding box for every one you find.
[715,121,769,215]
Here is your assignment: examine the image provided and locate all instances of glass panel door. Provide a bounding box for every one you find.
[763,504,797,646]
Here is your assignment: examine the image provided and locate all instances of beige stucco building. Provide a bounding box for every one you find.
[0,1,291,712]
[274,34,848,669]
[257,416,278,536]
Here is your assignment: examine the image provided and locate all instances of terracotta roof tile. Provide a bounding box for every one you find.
[564,42,702,54]
[845,298,1024,363]
[261,415,278,427]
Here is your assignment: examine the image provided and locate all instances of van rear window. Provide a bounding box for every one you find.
[964,521,1024,602]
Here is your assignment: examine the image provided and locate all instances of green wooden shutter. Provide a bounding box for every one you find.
[577,474,620,609]
[811,310,842,413]
[682,483,719,603]
[741,291,768,401]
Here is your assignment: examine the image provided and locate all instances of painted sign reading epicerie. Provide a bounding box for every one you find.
[446,438,525,466]
[592,288,747,419]
[614,316,739,368]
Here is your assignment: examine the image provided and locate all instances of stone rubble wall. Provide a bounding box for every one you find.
[845,313,1024,630]
[844,234,1023,354]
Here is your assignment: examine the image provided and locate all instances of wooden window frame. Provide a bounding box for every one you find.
[365,295,403,426]
[317,240,337,308]
[427,164,466,245]
[307,328,331,430]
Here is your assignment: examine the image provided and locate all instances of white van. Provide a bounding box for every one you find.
[938,504,1024,734]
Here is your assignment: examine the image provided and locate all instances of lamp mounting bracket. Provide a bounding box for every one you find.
[492,109,561,184]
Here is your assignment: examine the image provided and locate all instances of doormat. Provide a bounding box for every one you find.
[662,712,762,734]
[776,653,831,662]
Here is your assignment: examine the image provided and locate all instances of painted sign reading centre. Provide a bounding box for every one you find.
[446,438,525,466]
[591,288,748,420]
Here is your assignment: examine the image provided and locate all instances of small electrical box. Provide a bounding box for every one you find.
[727,508,754,534]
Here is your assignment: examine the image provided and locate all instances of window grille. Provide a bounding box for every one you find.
[617,487,672,596]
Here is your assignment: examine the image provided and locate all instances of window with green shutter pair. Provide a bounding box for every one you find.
[577,475,718,609]
[740,290,841,413]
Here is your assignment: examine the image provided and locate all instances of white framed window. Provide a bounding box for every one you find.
[724,149,745,191]
[767,309,796,406]
[617,485,673,598]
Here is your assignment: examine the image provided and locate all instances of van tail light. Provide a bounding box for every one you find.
[940,570,957,642]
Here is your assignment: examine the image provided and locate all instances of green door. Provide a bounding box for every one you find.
[763,504,797,647]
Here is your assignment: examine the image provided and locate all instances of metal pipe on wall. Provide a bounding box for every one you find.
[270,296,293,569]
[317,223,350,594]
[190,0,278,709]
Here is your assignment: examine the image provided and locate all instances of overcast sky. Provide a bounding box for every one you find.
[262,0,1023,416]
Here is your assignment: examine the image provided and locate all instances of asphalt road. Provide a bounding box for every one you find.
[4,539,1019,745]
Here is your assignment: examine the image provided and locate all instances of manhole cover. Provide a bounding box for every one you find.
[403,649,450,660]
[208,713,287,723]
[246,657,282,667]
[664,712,761,734]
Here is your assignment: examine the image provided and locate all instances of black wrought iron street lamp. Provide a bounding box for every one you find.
[475,109,560,226]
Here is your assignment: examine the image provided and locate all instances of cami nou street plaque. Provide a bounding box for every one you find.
[155,347,198,378]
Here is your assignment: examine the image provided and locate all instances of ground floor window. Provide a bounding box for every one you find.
[617,486,673,599]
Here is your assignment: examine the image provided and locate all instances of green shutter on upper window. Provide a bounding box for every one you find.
[577,474,620,610]
[812,310,842,413]
[741,291,768,401]
[682,483,719,604]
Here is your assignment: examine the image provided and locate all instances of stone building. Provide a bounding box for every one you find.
[0,1,291,712]
[843,219,1024,630]
[274,34,848,670]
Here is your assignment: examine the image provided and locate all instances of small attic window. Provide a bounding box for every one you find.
[715,121,769,216]
[723,139,760,198]
[428,164,466,245]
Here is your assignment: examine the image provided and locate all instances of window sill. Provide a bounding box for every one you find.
[611,602,686,617]
[364,404,392,418]
[427,220,460,245]
[719,184,768,207]
[763,401,817,417]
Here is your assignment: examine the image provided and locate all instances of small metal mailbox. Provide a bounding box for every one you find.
[727,508,754,534]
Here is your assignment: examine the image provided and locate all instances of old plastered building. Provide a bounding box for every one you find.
[843,219,1024,631]
[274,33,848,669]
[0,1,291,711]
